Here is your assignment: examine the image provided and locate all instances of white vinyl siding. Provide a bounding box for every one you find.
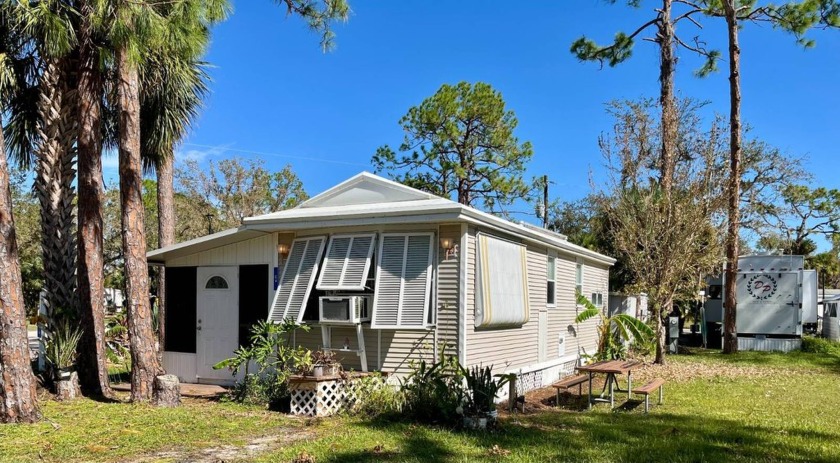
[316,233,376,291]
[475,233,530,328]
[371,233,434,329]
[268,236,326,323]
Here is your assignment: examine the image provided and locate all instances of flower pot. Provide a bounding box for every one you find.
[463,415,489,430]
[313,364,338,378]
[57,367,74,381]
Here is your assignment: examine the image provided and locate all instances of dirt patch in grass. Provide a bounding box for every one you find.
[129,427,316,463]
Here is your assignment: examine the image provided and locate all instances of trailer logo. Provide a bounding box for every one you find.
[747,274,778,300]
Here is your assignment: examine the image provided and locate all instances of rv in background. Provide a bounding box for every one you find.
[703,255,818,352]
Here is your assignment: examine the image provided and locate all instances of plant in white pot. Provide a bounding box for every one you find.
[45,321,83,400]
[311,350,341,378]
[460,365,508,430]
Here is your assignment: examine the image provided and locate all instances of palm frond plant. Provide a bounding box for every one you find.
[460,364,509,429]
[44,321,83,378]
[575,292,654,361]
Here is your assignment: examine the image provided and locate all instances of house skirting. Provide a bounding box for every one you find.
[737,336,801,353]
[496,354,580,401]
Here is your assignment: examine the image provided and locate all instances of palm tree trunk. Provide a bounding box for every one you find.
[156,150,175,351]
[76,1,113,397]
[117,45,161,402]
[722,0,741,355]
[0,120,40,423]
[35,57,78,320]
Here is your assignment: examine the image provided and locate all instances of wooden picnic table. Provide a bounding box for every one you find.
[576,359,642,410]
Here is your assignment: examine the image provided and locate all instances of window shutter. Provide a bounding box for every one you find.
[475,233,530,328]
[268,236,326,323]
[316,234,376,291]
[371,233,433,329]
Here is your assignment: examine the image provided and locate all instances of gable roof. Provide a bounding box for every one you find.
[148,172,616,266]
[298,172,438,208]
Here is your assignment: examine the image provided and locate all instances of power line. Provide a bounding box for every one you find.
[181,142,370,168]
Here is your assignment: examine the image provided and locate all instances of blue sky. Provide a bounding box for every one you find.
[108,1,840,235]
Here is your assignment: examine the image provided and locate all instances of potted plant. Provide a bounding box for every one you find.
[44,321,83,400]
[460,365,508,430]
[311,349,341,377]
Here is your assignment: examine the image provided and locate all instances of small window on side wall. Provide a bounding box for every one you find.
[205,276,229,289]
[575,262,583,299]
[591,292,604,307]
[546,256,556,305]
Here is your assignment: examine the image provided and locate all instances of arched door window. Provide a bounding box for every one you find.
[205,275,229,289]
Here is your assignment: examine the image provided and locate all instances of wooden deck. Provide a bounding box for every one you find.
[112,382,228,398]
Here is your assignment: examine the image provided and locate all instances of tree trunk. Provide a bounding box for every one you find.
[658,0,677,194]
[722,1,742,355]
[118,46,161,402]
[35,58,78,320]
[654,302,668,365]
[156,151,175,352]
[0,122,41,423]
[76,1,113,398]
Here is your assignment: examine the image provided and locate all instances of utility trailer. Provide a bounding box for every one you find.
[704,255,817,352]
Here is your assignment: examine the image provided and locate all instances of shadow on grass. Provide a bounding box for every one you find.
[317,409,839,463]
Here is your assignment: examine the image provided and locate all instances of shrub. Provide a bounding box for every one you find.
[802,336,840,355]
[214,319,311,408]
[460,364,508,417]
[400,353,465,426]
[347,373,403,419]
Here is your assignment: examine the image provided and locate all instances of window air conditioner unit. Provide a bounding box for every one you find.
[319,295,372,325]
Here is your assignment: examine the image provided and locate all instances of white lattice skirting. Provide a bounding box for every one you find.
[289,376,364,417]
[500,356,579,401]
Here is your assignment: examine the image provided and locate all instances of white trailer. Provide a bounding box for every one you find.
[723,255,814,352]
[823,295,840,341]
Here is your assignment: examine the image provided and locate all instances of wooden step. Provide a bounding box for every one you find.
[551,374,589,390]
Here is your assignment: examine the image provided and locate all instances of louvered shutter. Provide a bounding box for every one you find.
[268,236,326,323]
[316,234,376,290]
[372,233,433,329]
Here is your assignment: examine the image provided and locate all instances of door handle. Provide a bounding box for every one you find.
[196,326,202,331]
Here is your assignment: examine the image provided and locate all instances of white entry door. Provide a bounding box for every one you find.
[196,267,239,382]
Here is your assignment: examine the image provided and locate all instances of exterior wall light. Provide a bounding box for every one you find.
[440,237,459,259]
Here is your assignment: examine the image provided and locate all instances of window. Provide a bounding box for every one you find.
[546,256,556,306]
[591,292,603,307]
[268,236,327,323]
[205,276,229,289]
[575,262,583,298]
[475,233,530,328]
[316,233,376,291]
[371,233,434,329]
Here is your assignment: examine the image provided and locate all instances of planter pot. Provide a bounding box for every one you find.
[463,415,489,430]
[313,364,339,378]
[56,367,74,381]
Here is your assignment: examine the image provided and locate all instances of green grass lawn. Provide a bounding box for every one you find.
[2,349,839,462]
[0,398,300,462]
[261,350,840,463]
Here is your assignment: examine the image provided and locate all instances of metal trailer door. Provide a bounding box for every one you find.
[801,270,818,324]
[736,271,800,335]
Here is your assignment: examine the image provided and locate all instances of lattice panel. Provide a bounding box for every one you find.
[516,370,543,394]
[289,378,361,417]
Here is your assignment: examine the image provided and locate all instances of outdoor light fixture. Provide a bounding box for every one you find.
[440,237,459,259]
[277,243,290,258]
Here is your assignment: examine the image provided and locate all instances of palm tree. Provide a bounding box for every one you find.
[76,0,113,397]
[0,5,41,423]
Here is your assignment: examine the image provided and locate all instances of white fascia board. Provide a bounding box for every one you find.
[246,210,464,232]
[146,227,267,263]
[457,208,617,266]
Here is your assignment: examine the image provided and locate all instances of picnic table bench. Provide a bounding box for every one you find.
[551,375,589,404]
[633,378,665,413]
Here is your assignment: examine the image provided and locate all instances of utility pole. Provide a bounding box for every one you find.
[542,175,549,229]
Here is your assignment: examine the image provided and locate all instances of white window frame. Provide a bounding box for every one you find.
[575,259,584,305]
[316,233,377,291]
[546,253,556,307]
[371,232,434,330]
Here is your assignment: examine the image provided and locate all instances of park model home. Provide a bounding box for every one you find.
[147,173,614,392]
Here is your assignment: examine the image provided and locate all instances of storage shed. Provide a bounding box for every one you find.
[147,173,614,393]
